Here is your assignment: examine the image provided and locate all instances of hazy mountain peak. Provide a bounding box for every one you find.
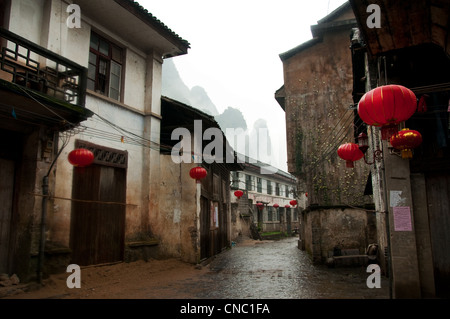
[214,107,247,131]
[162,59,219,116]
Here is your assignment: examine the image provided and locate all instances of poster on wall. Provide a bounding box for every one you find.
[393,206,412,231]
[214,205,219,228]
[210,202,219,228]
[390,190,406,207]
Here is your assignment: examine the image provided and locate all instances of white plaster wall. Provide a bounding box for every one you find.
[236,171,296,198]
[8,0,90,69]
[123,49,146,110]
[7,0,44,43]
[43,0,160,245]
[150,55,163,115]
[52,96,147,245]
[12,0,149,109]
[61,16,91,67]
[7,0,171,258]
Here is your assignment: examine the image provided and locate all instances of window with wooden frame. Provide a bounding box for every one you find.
[245,174,253,191]
[256,177,262,193]
[231,171,240,189]
[267,180,272,195]
[88,31,123,101]
[267,206,273,222]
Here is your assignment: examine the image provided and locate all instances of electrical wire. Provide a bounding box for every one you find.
[5,79,449,167]
[302,109,358,171]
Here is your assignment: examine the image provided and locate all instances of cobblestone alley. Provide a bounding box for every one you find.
[1,236,389,300]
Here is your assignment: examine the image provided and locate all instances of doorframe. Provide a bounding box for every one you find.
[69,140,128,266]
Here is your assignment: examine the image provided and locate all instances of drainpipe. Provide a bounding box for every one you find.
[195,180,201,263]
[381,143,393,299]
[37,138,66,284]
[37,175,49,284]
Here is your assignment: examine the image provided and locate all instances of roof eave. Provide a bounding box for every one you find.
[114,0,190,56]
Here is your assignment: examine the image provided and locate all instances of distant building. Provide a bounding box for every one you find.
[230,155,299,239]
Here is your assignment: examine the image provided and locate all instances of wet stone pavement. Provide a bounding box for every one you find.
[186,236,390,299]
[1,236,390,302]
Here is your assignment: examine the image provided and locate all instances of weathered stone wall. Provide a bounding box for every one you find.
[302,207,377,264]
[154,156,197,263]
[230,202,252,241]
[282,20,371,207]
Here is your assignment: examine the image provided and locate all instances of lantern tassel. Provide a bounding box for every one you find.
[346,160,354,168]
[401,149,413,159]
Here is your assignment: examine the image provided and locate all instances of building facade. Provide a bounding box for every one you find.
[276,3,376,263]
[277,2,371,207]
[0,0,193,282]
[160,96,243,263]
[230,156,299,238]
[350,0,450,298]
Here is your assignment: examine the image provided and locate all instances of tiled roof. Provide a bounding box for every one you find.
[120,0,191,49]
[279,2,355,61]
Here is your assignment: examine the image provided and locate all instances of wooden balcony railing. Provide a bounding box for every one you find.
[0,27,87,107]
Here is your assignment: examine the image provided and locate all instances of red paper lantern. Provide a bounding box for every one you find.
[273,203,279,208]
[189,166,207,183]
[68,148,94,167]
[234,190,244,199]
[290,200,297,207]
[358,85,417,140]
[390,128,422,159]
[284,205,290,209]
[337,143,364,168]
[305,192,308,197]
[256,202,264,210]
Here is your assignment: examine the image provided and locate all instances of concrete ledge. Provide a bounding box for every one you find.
[125,239,160,262]
[327,255,369,267]
[126,239,159,248]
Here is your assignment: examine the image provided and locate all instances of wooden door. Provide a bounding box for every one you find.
[426,172,450,297]
[210,201,219,256]
[0,158,14,273]
[70,164,126,266]
[220,203,227,251]
[200,196,210,260]
[0,0,7,29]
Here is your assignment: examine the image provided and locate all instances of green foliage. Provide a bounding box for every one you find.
[260,231,288,239]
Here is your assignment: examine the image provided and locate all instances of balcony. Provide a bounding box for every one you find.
[0,27,92,131]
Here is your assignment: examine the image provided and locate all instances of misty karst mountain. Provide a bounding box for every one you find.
[249,118,273,162]
[162,58,275,167]
[190,86,219,116]
[162,59,219,115]
[214,107,247,131]
[161,58,192,106]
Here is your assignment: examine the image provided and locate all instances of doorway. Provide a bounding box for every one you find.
[425,172,450,297]
[0,158,14,273]
[69,142,127,266]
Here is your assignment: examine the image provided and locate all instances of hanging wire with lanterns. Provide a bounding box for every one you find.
[338,84,423,167]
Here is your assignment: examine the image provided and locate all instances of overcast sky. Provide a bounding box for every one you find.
[140,0,348,172]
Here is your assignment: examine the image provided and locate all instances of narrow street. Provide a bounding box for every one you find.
[196,236,389,299]
[1,236,389,300]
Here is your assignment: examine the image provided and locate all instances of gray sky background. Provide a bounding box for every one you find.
[140,0,348,171]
